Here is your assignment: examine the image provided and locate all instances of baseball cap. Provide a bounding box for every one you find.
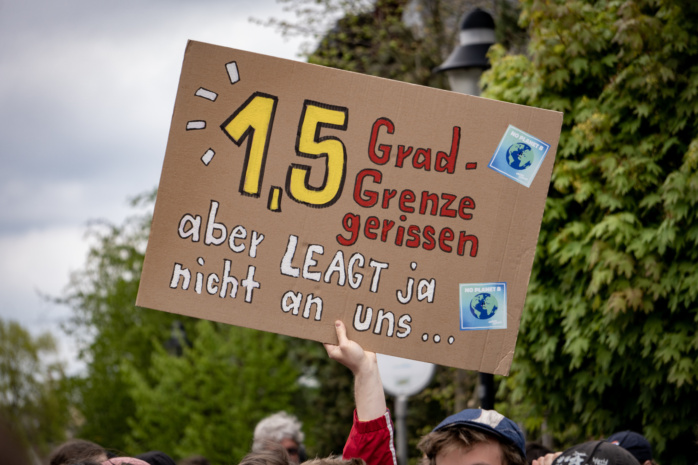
[553,440,640,465]
[433,409,526,460]
[607,431,652,463]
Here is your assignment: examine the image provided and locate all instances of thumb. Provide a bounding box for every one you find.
[334,320,348,345]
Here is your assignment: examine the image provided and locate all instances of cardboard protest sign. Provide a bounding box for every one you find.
[136,40,563,374]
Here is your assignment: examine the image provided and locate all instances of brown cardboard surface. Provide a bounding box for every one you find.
[136,40,563,374]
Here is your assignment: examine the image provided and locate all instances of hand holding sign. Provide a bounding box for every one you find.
[324,320,386,423]
[136,41,562,373]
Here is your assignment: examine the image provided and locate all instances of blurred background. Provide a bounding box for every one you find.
[1,0,697,464]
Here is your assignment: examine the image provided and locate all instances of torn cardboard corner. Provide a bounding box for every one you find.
[136,40,563,374]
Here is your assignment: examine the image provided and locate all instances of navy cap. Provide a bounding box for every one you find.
[607,431,652,463]
[433,409,526,459]
[136,451,177,465]
[554,440,640,465]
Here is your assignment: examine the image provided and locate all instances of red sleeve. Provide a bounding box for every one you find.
[342,409,397,465]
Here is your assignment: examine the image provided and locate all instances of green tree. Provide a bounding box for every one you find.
[61,191,187,449]
[307,0,446,87]
[262,0,524,87]
[482,1,698,462]
[0,318,72,457]
[123,320,300,464]
[60,193,313,461]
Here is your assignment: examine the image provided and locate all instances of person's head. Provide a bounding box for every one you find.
[136,451,176,465]
[607,431,653,465]
[49,439,108,465]
[303,456,365,465]
[240,441,291,465]
[525,442,553,465]
[253,412,305,464]
[101,458,151,465]
[553,440,639,465]
[178,456,210,465]
[418,409,526,465]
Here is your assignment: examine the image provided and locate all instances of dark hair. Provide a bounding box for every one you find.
[418,425,525,465]
[49,439,107,465]
[178,456,210,465]
[525,442,553,465]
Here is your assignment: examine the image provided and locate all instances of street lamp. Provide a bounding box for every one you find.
[434,7,496,411]
[433,7,495,97]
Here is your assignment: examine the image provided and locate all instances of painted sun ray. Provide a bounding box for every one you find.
[201,149,215,165]
[186,120,206,130]
[195,88,218,101]
[226,61,240,84]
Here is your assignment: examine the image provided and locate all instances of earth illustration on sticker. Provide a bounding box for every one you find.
[470,293,499,320]
[506,142,534,170]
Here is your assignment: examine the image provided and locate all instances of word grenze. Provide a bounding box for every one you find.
[338,118,479,257]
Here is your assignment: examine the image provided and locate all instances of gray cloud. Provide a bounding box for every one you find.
[0,0,306,370]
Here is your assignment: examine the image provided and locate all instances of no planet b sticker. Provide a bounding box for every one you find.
[488,125,551,187]
[459,283,507,330]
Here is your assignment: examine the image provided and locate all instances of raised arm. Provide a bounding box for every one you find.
[324,321,397,465]
[324,320,386,421]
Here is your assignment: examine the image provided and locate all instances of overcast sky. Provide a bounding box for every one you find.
[0,0,309,373]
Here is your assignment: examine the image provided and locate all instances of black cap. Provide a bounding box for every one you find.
[554,440,640,465]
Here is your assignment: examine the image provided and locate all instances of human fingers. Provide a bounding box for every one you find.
[334,320,348,345]
[533,452,561,465]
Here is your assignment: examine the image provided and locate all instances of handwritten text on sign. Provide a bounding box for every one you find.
[136,41,562,373]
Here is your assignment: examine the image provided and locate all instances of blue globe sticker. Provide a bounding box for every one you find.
[460,283,507,330]
[488,125,550,187]
[470,293,499,319]
[506,143,533,170]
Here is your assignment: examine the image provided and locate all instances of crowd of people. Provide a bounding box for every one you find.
[42,321,658,465]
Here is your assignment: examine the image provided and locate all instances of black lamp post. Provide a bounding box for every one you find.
[434,7,496,411]
[433,7,495,97]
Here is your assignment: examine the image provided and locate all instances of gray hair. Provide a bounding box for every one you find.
[252,412,305,452]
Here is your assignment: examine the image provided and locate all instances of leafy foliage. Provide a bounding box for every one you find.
[0,319,72,456]
[308,0,446,86]
[123,320,301,464]
[60,191,185,449]
[482,1,698,462]
[60,193,317,462]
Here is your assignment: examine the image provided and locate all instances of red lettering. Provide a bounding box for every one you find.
[395,224,405,246]
[420,192,439,216]
[354,169,381,207]
[381,189,397,209]
[405,225,421,248]
[440,193,457,218]
[413,148,431,171]
[337,213,360,246]
[368,118,394,165]
[364,216,380,239]
[396,145,412,168]
[439,227,454,252]
[435,126,460,174]
[459,197,475,220]
[422,226,436,250]
[399,190,416,213]
[336,213,476,258]
[458,232,478,257]
[381,219,395,241]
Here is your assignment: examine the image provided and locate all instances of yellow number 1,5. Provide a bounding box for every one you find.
[222,95,348,208]
[221,92,278,197]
